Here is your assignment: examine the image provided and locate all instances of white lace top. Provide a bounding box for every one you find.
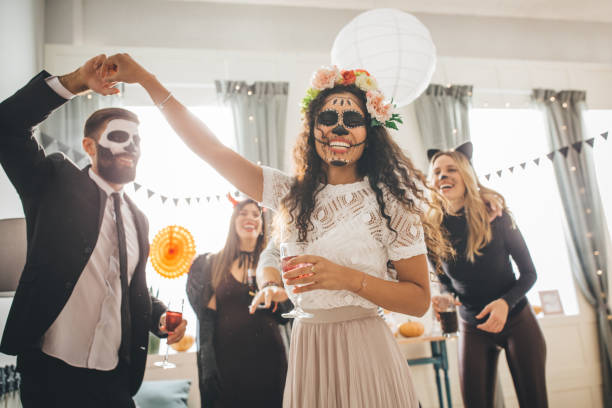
[262,166,427,310]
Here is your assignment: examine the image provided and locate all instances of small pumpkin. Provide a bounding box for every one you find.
[170,334,195,352]
[399,321,425,338]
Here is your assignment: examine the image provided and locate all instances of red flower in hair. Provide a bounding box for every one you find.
[341,70,356,85]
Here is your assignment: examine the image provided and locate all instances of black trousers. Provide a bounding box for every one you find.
[458,304,548,408]
[17,350,135,408]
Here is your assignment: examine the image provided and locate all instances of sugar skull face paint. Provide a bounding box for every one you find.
[95,119,141,184]
[313,92,367,167]
[98,119,141,156]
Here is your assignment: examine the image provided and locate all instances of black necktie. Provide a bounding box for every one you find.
[111,192,131,363]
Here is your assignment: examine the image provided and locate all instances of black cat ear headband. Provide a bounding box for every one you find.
[427,141,473,163]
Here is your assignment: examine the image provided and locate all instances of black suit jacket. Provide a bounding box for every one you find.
[0,71,165,395]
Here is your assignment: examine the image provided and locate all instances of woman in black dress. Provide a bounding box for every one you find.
[428,143,548,408]
[186,198,289,407]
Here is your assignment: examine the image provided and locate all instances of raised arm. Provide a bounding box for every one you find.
[0,55,118,198]
[103,53,264,202]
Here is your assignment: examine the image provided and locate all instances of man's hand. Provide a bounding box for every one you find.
[159,313,188,345]
[58,54,120,96]
[102,53,153,85]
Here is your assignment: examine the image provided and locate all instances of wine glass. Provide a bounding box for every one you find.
[155,300,184,369]
[280,242,314,319]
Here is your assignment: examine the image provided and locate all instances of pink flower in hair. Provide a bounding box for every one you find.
[366,90,392,123]
[311,66,340,90]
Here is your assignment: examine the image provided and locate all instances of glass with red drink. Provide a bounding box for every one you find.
[155,301,184,369]
[280,242,314,319]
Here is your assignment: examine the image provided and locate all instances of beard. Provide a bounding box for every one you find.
[96,144,138,184]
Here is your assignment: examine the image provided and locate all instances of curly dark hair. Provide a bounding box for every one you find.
[280,85,452,272]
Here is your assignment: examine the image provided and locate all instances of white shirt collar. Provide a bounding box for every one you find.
[88,168,124,198]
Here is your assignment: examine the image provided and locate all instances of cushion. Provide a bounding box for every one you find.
[133,379,191,408]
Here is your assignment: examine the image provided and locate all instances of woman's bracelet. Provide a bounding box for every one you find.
[354,273,368,294]
[261,281,283,290]
[157,92,173,110]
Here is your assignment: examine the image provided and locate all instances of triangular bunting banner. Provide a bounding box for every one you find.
[496,170,502,178]
[186,198,191,205]
[134,182,142,191]
[196,197,201,203]
[161,195,168,204]
[572,141,583,153]
[547,152,555,161]
[586,138,595,147]
[558,147,569,157]
[147,189,155,198]
[520,162,527,170]
[485,174,491,180]
[509,166,514,173]
[216,195,221,202]
[602,131,609,140]
[206,197,211,203]
[173,198,179,206]
[534,158,540,166]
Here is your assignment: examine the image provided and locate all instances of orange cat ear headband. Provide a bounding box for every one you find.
[227,192,239,207]
[226,192,266,212]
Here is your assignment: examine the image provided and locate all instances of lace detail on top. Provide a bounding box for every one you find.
[261,166,427,310]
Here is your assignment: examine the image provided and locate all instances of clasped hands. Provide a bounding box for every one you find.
[61,53,151,96]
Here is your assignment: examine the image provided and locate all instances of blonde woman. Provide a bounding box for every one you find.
[428,142,548,408]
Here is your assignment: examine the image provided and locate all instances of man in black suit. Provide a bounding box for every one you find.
[0,54,187,407]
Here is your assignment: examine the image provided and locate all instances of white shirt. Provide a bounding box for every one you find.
[261,166,427,310]
[41,77,141,370]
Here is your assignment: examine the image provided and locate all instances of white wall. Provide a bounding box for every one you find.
[44,0,612,64]
[0,0,45,220]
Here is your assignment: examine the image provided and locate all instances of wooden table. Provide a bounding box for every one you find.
[397,334,456,408]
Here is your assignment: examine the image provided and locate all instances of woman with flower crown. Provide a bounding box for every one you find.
[103,53,452,407]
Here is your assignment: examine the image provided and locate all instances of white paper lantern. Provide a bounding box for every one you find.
[331,8,436,107]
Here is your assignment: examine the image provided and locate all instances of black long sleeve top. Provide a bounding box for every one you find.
[439,210,537,326]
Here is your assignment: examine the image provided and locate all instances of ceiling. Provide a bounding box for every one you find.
[171,0,612,23]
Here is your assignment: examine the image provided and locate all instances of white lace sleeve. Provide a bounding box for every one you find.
[384,192,427,261]
[261,166,293,211]
[256,240,281,276]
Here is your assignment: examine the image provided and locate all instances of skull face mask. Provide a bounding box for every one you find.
[313,93,367,167]
[95,119,141,184]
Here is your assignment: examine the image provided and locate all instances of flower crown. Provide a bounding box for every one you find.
[300,66,403,130]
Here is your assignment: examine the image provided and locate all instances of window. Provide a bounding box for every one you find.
[126,105,236,351]
[470,108,579,315]
[584,110,612,241]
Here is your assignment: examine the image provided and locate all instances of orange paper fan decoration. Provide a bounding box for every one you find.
[150,225,196,279]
